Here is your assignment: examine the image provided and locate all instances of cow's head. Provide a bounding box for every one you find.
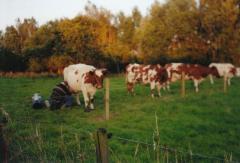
[230,67,237,76]
[210,66,220,78]
[150,67,168,84]
[170,70,181,82]
[86,68,107,89]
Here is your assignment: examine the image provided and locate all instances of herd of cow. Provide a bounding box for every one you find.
[126,63,240,97]
[63,63,240,110]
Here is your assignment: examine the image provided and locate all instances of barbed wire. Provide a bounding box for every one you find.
[3,123,240,163]
[2,114,240,163]
[112,135,240,163]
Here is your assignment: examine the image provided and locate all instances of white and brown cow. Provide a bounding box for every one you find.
[63,63,107,111]
[171,64,220,92]
[209,63,239,86]
[164,63,184,90]
[126,63,168,98]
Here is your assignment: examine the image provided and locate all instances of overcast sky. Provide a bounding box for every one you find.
[0,0,166,31]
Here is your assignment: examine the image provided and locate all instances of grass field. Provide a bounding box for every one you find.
[0,75,240,162]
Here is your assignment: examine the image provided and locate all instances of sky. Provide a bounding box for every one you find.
[0,0,166,31]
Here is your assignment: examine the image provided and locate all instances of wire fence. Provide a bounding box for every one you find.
[2,122,240,163]
[1,107,240,163]
[112,135,240,163]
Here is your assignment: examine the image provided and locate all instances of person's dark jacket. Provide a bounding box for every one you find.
[50,82,72,109]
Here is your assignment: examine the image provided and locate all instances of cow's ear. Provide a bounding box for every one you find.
[101,68,107,75]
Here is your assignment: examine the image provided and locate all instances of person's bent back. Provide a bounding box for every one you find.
[48,81,73,110]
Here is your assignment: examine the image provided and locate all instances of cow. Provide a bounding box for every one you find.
[171,64,220,92]
[209,63,239,86]
[164,63,184,90]
[126,63,168,98]
[63,63,107,111]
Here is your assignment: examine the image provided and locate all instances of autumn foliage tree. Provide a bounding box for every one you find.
[1,0,240,72]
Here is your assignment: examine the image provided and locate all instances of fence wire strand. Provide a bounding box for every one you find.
[112,135,240,163]
[2,116,240,163]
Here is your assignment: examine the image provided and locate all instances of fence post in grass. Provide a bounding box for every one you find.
[0,108,8,163]
[181,71,185,97]
[0,123,7,163]
[95,128,109,163]
[105,78,110,120]
[223,73,227,93]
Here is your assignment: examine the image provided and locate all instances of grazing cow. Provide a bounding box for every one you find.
[164,63,184,90]
[63,64,107,111]
[171,64,220,92]
[209,63,238,86]
[126,64,168,98]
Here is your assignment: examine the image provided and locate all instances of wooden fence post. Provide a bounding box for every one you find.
[0,125,8,163]
[0,108,8,163]
[95,128,109,163]
[181,72,185,97]
[223,74,227,93]
[105,78,110,120]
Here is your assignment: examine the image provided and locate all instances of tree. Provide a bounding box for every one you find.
[16,18,38,53]
[132,7,142,28]
[198,0,240,63]
[2,26,21,54]
[47,55,74,74]
[141,0,200,63]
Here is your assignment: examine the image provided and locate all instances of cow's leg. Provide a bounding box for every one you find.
[76,94,81,105]
[89,94,95,110]
[162,84,166,91]
[209,74,214,84]
[166,81,171,91]
[150,82,156,98]
[193,80,199,93]
[227,77,231,86]
[156,84,162,97]
[127,82,135,95]
[82,90,91,111]
[131,84,136,96]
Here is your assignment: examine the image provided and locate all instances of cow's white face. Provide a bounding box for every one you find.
[148,69,157,79]
[84,68,107,89]
[134,71,142,82]
[171,73,181,82]
[94,69,107,89]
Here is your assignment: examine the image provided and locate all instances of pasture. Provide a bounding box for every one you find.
[0,75,240,162]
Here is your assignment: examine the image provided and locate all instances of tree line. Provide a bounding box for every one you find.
[0,0,240,73]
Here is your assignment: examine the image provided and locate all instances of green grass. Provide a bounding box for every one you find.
[0,75,240,162]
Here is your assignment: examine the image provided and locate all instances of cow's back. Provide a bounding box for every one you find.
[63,64,96,92]
[209,63,235,76]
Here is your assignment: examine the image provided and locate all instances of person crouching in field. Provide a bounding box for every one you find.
[45,81,74,110]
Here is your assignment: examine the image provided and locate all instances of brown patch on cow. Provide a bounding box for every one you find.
[230,67,236,75]
[210,66,220,78]
[75,70,78,75]
[127,82,134,93]
[84,71,104,89]
[157,68,168,83]
[150,66,168,83]
[176,64,220,80]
